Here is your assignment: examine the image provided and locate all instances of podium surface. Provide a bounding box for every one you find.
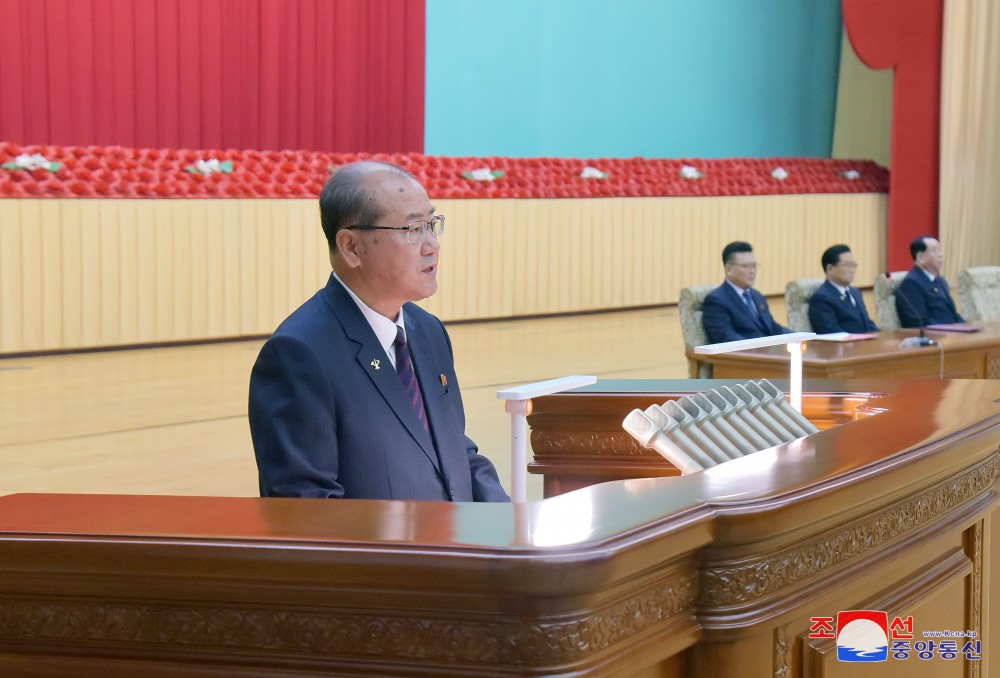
[2,378,1000,676]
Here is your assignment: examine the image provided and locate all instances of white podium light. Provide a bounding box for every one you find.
[694,333,815,413]
[497,375,597,503]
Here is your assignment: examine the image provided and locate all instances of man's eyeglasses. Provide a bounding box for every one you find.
[729,262,758,270]
[347,215,445,244]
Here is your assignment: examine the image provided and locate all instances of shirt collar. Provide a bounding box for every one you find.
[918,266,937,282]
[726,280,751,297]
[829,280,851,297]
[332,272,405,360]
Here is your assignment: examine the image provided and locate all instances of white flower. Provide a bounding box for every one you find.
[195,158,223,175]
[14,153,53,171]
[771,167,788,180]
[469,167,495,181]
[841,169,860,180]
[679,165,702,179]
[580,166,607,179]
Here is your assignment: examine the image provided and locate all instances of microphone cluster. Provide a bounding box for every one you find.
[622,380,820,473]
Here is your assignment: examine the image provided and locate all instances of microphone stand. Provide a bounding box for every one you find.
[885,272,936,348]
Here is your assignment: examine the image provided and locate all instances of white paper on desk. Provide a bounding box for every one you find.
[813,332,879,342]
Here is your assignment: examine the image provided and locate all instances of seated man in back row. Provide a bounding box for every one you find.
[897,235,964,327]
[808,244,879,334]
[702,241,791,344]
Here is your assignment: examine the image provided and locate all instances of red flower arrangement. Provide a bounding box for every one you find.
[0,141,889,200]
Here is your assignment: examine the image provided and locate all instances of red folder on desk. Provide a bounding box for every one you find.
[925,324,982,333]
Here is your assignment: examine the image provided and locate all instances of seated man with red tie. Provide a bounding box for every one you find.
[808,244,879,334]
[702,241,792,344]
[249,161,509,502]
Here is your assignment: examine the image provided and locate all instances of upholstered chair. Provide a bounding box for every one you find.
[678,285,717,378]
[958,266,1000,322]
[873,271,908,330]
[784,278,825,332]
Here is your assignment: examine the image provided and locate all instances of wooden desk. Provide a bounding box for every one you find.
[690,324,1000,380]
[3,379,1000,677]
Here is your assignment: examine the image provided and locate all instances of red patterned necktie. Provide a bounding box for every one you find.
[394,326,429,432]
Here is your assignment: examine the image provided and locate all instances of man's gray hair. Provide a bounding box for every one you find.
[319,161,416,251]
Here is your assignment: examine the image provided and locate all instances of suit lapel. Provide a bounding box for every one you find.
[404,309,452,485]
[728,284,758,324]
[323,279,441,472]
[939,278,957,313]
[746,288,769,332]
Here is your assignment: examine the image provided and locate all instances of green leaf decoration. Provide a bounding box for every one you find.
[461,169,505,180]
[219,160,233,173]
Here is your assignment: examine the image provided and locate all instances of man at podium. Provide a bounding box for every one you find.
[248,161,509,503]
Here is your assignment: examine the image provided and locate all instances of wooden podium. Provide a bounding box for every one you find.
[2,378,999,676]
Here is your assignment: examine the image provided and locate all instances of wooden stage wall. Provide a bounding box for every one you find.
[0,194,886,354]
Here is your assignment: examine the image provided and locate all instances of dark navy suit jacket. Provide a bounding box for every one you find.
[896,266,964,327]
[702,283,790,344]
[249,274,509,502]
[808,280,879,334]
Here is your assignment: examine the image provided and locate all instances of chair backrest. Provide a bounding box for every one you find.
[678,285,716,378]
[958,266,1000,322]
[874,270,908,330]
[784,278,825,332]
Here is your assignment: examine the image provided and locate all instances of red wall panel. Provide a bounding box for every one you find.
[0,0,425,153]
[843,0,943,271]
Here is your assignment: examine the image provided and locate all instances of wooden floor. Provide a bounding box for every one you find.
[0,300,794,502]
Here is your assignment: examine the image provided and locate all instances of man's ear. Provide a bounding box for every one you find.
[335,229,363,268]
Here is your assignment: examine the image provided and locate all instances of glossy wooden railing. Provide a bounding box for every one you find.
[1,378,999,676]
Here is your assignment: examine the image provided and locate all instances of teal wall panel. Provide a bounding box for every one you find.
[425,0,842,158]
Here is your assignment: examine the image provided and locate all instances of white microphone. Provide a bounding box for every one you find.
[744,381,812,438]
[730,384,798,442]
[719,386,786,447]
[755,380,820,435]
[622,408,705,474]
[717,386,785,447]
[659,400,733,465]
[703,390,772,451]
[675,396,743,460]
[644,405,719,469]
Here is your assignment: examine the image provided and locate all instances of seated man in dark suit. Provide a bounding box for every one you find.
[249,161,509,502]
[808,244,879,334]
[897,235,964,327]
[702,241,791,344]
